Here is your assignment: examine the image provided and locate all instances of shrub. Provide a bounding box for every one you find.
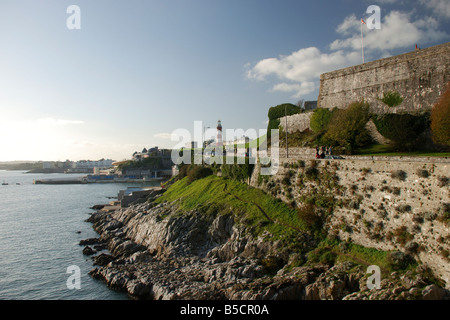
[310,108,333,133]
[386,251,415,270]
[297,203,322,230]
[416,169,429,178]
[395,204,412,213]
[186,165,213,184]
[378,91,404,107]
[437,203,450,224]
[393,226,414,246]
[322,100,372,153]
[372,112,430,151]
[267,103,301,139]
[304,167,319,180]
[431,82,450,146]
[268,103,301,120]
[437,176,449,187]
[391,170,407,181]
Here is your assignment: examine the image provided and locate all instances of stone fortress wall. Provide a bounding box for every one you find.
[317,42,450,113]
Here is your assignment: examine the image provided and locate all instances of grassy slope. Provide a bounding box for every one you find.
[156,175,306,239]
[155,175,402,273]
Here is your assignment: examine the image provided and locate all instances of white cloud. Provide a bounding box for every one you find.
[153,132,173,139]
[246,8,448,99]
[420,0,450,19]
[271,82,316,98]
[331,11,448,52]
[37,117,85,126]
[336,14,360,35]
[246,47,360,98]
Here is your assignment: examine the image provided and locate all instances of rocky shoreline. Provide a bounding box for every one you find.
[81,191,449,300]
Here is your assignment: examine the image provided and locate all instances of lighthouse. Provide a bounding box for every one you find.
[216,120,223,147]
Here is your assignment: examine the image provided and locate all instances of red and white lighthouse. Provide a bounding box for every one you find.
[216,120,223,147]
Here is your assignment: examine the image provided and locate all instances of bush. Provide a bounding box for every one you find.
[372,112,430,151]
[391,170,407,181]
[297,203,322,230]
[378,91,404,107]
[220,158,255,183]
[267,103,300,139]
[186,165,213,184]
[431,82,450,146]
[387,251,415,270]
[268,103,301,120]
[322,101,372,153]
[393,226,414,246]
[416,169,429,178]
[310,108,333,133]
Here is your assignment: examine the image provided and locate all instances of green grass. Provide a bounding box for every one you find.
[306,238,408,276]
[155,175,307,238]
[356,144,450,157]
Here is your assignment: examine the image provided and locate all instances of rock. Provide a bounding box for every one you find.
[422,284,445,300]
[127,280,151,298]
[82,246,95,256]
[83,194,449,301]
[79,238,101,246]
[93,253,114,266]
[91,204,105,210]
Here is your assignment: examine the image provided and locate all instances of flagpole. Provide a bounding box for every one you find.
[361,19,365,64]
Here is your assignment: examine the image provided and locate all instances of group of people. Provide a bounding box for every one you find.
[315,146,332,159]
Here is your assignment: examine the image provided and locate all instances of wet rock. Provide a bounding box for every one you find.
[82,246,95,256]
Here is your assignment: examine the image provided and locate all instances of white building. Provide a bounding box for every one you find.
[75,159,114,169]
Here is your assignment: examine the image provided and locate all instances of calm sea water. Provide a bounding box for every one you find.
[0,170,158,300]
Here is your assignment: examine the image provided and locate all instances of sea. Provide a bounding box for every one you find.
[0,170,158,300]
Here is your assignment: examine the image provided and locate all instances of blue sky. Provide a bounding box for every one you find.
[0,0,449,161]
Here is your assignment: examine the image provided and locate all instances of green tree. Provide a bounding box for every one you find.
[372,112,430,151]
[267,103,301,138]
[323,101,371,153]
[310,108,333,133]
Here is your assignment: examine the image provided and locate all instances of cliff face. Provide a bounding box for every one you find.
[82,175,449,299]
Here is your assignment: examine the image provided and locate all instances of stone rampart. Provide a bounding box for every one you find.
[318,42,450,113]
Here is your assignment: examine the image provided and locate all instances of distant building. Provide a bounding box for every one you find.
[133,146,171,161]
[304,101,317,111]
[75,159,114,169]
[42,162,55,169]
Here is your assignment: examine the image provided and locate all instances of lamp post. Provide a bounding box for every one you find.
[285,105,288,158]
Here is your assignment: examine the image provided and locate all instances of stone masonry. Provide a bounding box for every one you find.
[318,42,450,113]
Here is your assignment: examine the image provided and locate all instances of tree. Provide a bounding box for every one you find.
[431,83,450,146]
[310,108,333,133]
[266,103,300,138]
[323,101,371,153]
[372,112,430,151]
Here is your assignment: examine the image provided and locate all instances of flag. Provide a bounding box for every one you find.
[361,18,366,25]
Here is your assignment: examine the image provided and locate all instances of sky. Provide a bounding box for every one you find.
[0,0,449,161]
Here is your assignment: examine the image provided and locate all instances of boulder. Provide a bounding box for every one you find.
[82,246,95,256]
[422,284,445,300]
